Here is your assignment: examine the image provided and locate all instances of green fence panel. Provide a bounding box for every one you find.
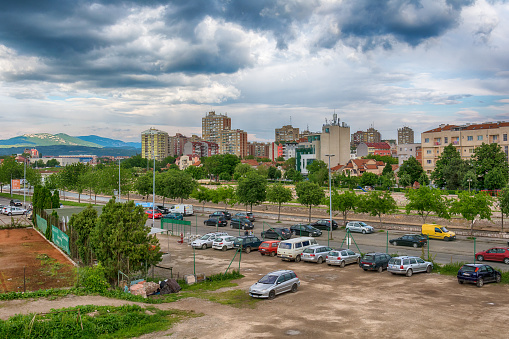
[36,214,47,234]
[51,226,70,255]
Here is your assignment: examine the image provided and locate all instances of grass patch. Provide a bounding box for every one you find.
[36,254,63,277]
[193,289,260,308]
[0,304,199,339]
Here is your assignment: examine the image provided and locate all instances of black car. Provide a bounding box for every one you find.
[230,218,254,230]
[310,219,338,231]
[209,211,232,220]
[457,264,502,287]
[204,216,228,227]
[389,234,427,248]
[261,227,291,240]
[290,224,322,237]
[156,205,169,214]
[233,235,263,253]
[234,212,255,222]
[10,199,22,207]
[359,252,392,272]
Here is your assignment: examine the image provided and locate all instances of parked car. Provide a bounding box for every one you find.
[457,264,502,287]
[389,234,427,248]
[249,270,300,299]
[290,224,322,237]
[346,221,374,234]
[475,247,509,265]
[301,245,333,264]
[261,227,291,240]
[145,209,163,219]
[234,211,255,222]
[387,256,433,277]
[326,248,361,267]
[212,236,237,251]
[233,235,263,253]
[421,224,456,241]
[10,199,22,207]
[310,219,338,230]
[2,206,27,216]
[277,237,318,262]
[230,218,254,230]
[191,232,229,249]
[162,212,183,220]
[259,240,281,257]
[359,252,392,272]
[168,204,193,216]
[156,205,169,214]
[209,211,231,220]
[203,216,228,227]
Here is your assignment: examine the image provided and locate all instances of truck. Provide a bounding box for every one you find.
[168,204,193,216]
[421,224,456,241]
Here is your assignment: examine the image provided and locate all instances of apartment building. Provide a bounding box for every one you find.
[218,129,248,158]
[247,142,270,158]
[356,142,391,157]
[421,122,509,173]
[275,125,300,142]
[141,128,168,160]
[183,140,219,158]
[202,111,231,145]
[350,127,382,147]
[397,143,421,166]
[398,126,414,144]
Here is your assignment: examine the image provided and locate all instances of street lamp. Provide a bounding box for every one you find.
[325,154,335,247]
[467,178,472,192]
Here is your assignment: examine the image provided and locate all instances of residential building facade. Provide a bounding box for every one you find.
[397,143,421,166]
[218,129,248,158]
[141,128,168,160]
[356,142,391,157]
[248,142,270,158]
[275,125,300,142]
[202,111,231,145]
[398,126,414,144]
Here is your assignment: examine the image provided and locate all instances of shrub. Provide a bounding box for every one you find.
[77,264,110,293]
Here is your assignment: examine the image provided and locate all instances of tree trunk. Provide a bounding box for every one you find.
[379,214,383,228]
[278,203,281,222]
[78,192,81,203]
[502,213,504,233]
[94,193,97,205]
[308,205,312,223]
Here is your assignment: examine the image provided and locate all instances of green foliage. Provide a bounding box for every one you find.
[357,191,397,226]
[284,168,303,182]
[306,160,328,186]
[418,172,430,186]
[471,143,509,190]
[398,173,412,187]
[364,154,398,165]
[203,154,240,180]
[135,172,153,198]
[382,162,394,176]
[398,157,424,185]
[33,185,60,211]
[211,185,237,209]
[70,205,98,265]
[46,158,60,167]
[359,172,378,187]
[267,166,282,180]
[431,144,466,189]
[266,183,293,221]
[233,163,255,180]
[484,167,507,190]
[498,187,509,232]
[451,191,493,233]
[295,181,325,222]
[157,169,196,203]
[185,165,205,180]
[462,170,478,191]
[236,172,267,210]
[331,190,358,223]
[405,187,450,223]
[336,172,359,189]
[77,264,110,293]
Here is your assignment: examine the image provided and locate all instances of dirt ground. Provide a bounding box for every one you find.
[0,228,75,293]
[2,234,509,338]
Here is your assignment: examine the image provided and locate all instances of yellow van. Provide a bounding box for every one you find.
[421,224,456,241]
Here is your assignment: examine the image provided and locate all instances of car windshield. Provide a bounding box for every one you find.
[200,235,211,240]
[441,227,449,232]
[258,275,278,284]
[389,258,401,265]
[303,248,314,253]
[363,254,375,262]
[461,265,477,272]
[215,238,223,242]
[359,222,368,226]
[329,251,339,256]
[279,242,291,249]
[234,238,244,245]
[260,243,270,248]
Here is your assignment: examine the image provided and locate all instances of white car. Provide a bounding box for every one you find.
[191,232,229,249]
[212,236,237,251]
[3,206,28,216]
[345,221,375,234]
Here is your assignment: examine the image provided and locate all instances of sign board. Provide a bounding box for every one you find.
[52,226,70,255]
[11,179,20,190]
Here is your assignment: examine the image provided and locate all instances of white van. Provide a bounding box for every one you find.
[169,204,193,216]
[277,237,318,262]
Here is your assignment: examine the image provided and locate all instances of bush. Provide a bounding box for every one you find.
[77,264,110,293]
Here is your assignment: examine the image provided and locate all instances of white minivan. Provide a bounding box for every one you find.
[169,204,194,216]
[277,237,318,262]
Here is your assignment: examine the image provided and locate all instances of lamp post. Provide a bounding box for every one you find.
[325,154,335,247]
[152,142,155,227]
[467,178,472,192]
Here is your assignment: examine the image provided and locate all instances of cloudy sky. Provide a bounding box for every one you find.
[0,0,508,143]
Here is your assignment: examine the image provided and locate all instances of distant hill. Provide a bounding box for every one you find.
[0,145,140,157]
[76,135,141,149]
[0,133,102,148]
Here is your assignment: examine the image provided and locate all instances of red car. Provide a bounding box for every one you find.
[475,247,509,264]
[259,240,280,257]
[145,209,163,219]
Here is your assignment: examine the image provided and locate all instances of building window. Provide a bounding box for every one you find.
[444,137,448,144]
[505,146,508,156]
[467,136,473,141]
[477,135,483,141]
[469,148,474,153]
[426,160,432,164]
[425,138,429,143]
[504,134,508,141]
[493,135,498,141]
[427,150,432,154]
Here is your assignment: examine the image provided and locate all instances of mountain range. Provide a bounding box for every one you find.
[0,133,141,149]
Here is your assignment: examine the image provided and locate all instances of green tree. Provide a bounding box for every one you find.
[46,159,60,167]
[233,163,255,180]
[471,143,509,189]
[283,157,296,170]
[451,191,493,234]
[399,173,412,187]
[498,187,509,232]
[357,191,397,227]
[267,166,282,180]
[380,173,396,190]
[121,154,148,169]
[276,156,285,161]
[135,172,153,200]
[359,172,378,187]
[307,160,328,186]
[331,190,358,225]
[266,183,293,221]
[405,187,450,223]
[91,199,162,284]
[431,144,462,188]
[441,157,470,190]
[382,163,394,176]
[484,167,507,190]
[69,205,97,266]
[158,170,196,203]
[398,157,424,185]
[185,165,205,180]
[365,154,398,165]
[418,173,430,186]
[295,181,325,222]
[190,185,212,211]
[203,154,240,181]
[59,163,89,203]
[284,168,303,182]
[462,170,478,192]
[236,172,267,211]
[211,185,237,211]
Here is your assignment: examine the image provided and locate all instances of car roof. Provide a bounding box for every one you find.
[391,256,421,259]
[364,252,388,255]
[261,240,280,243]
[265,270,295,275]
[462,263,487,267]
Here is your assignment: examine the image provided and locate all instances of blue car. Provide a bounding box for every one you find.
[457,264,501,287]
[163,212,184,220]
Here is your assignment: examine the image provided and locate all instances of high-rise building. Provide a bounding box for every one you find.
[141,128,169,160]
[248,142,270,158]
[218,129,248,158]
[398,126,414,144]
[202,111,231,145]
[275,125,299,142]
[351,127,381,147]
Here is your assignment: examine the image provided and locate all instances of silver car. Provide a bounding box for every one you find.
[326,248,361,267]
[301,245,333,264]
[249,270,300,299]
[387,256,433,277]
[191,232,229,249]
[2,206,27,216]
[345,221,375,234]
[212,236,237,251]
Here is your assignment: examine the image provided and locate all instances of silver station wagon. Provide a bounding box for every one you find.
[387,256,433,277]
[249,270,300,299]
[301,245,333,264]
[326,248,361,267]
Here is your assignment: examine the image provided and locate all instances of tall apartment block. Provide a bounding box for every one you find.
[351,127,381,147]
[275,125,299,142]
[218,129,248,158]
[248,142,270,158]
[421,122,509,174]
[398,126,414,144]
[202,111,231,145]
[141,128,168,161]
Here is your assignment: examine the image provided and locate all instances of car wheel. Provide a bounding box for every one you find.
[377,266,383,273]
[458,279,464,284]
[406,269,413,277]
[201,244,207,250]
[444,237,450,241]
[222,246,227,252]
[504,258,509,265]
[426,265,432,273]
[362,230,366,234]
[363,268,367,271]
[268,290,276,300]
[245,246,251,254]
[317,257,323,264]
[476,278,484,287]
[203,221,207,225]
[413,243,418,248]
[295,255,301,263]
[291,283,298,293]
[496,274,501,283]
[260,253,265,256]
[393,241,397,246]
[356,257,360,264]
[8,212,11,216]
[270,251,276,257]
[477,255,484,261]
[340,261,345,268]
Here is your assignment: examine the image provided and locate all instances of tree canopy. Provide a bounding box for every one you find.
[471,143,509,190]
[398,157,424,185]
[236,172,267,211]
[295,181,325,222]
[404,187,450,223]
[266,183,293,221]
